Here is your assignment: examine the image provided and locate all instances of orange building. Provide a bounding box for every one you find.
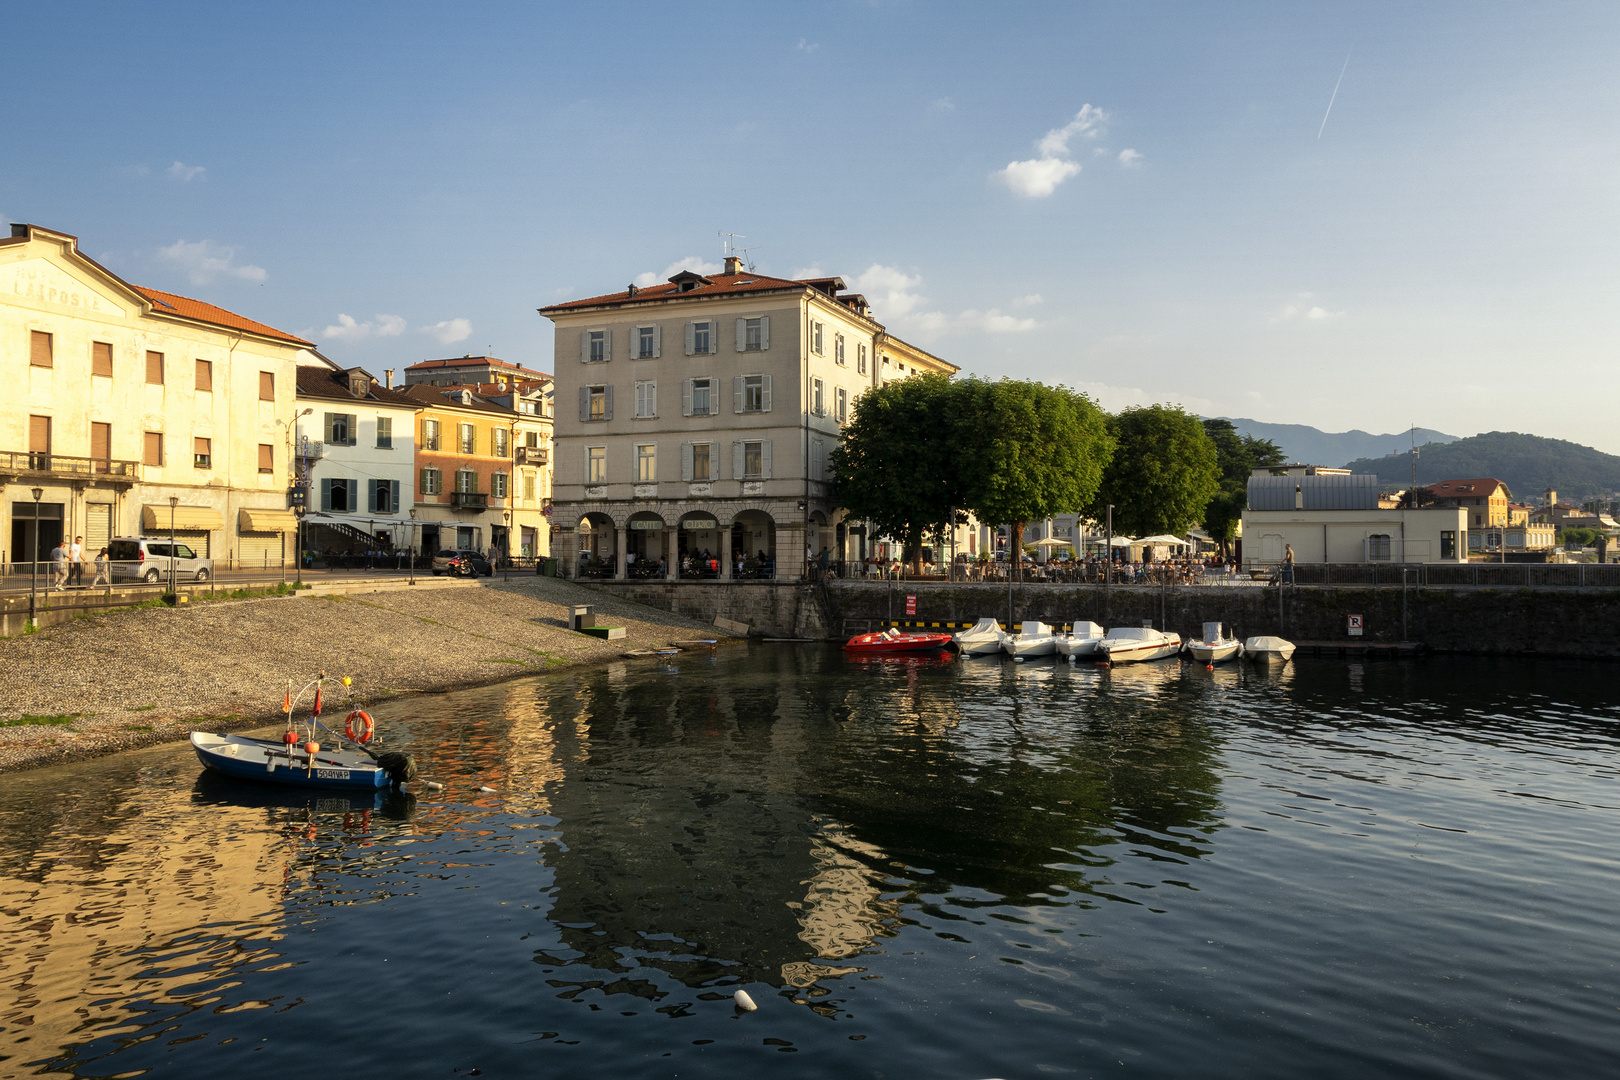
[401,384,518,557]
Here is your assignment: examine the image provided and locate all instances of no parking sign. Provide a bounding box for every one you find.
[1348,614,1363,637]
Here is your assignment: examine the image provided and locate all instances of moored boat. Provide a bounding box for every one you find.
[952,617,1007,655]
[1056,621,1106,659]
[843,628,954,653]
[192,731,392,791]
[1186,621,1243,664]
[1244,635,1296,663]
[1096,625,1183,664]
[1001,621,1058,658]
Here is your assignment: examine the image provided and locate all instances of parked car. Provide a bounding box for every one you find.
[106,537,214,584]
[431,549,492,577]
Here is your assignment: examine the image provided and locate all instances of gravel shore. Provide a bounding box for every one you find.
[0,576,732,774]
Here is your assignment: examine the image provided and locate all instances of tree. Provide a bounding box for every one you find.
[956,379,1113,578]
[1088,405,1220,539]
[1201,419,1285,557]
[829,373,965,573]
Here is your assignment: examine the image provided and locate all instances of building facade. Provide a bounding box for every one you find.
[1242,473,1468,565]
[539,258,954,580]
[401,384,520,558]
[1,223,307,569]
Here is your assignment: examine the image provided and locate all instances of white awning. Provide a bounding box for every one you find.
[239,508,298,532]
[141,504,224,531]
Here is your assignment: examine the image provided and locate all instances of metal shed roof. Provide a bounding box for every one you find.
[1247,473,1381,511]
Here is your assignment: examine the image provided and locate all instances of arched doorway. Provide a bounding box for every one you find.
[625,511,667,578]
[677,512,721,578]
[733,509,776,579]
[577,513,616,578]
[806,510,829,579]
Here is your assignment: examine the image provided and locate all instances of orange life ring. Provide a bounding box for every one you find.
[344,710,375,744]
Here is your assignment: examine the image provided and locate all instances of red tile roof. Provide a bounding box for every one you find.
[405,355,546,374]
[1425,478,1511,499]
[133,286,312,347]
[540,272,840,314]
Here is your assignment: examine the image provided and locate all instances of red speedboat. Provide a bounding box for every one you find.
[842,628,954,653]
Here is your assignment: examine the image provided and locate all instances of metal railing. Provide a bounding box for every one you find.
[0,451,140,480]
[449,491,489,509]
[515,446,548,466]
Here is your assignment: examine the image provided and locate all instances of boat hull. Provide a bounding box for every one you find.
[1056,636,1103,658]
[953,634,1006,655]
[1243,636,1296,663]
[1187,640,1242,664]
[1098,634,1183,664]
[843,632,953,653]
[192,732,389,791]
[1004,636,1058,657]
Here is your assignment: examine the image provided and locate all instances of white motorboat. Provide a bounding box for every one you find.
[1186,621,1243,665]
[1097,625,1183,664]
[953,617,1006,656]
[1244,635,1296,663]
[1001,620,1059,658]
[1056,621,1106,659]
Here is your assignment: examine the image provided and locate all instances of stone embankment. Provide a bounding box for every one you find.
[0,576,736,774]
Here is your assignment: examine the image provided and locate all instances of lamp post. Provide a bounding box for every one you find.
[28,487,43,629]
[408,508,417,585]
[167,495,179,598]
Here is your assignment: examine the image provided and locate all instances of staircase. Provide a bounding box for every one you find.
[306,520,381,548]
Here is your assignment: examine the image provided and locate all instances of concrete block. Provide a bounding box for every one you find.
[714,617,751,637]
[579,624,625,640]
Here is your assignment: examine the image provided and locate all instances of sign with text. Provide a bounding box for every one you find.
[1348,614,1363,637]
[905,594,917,616]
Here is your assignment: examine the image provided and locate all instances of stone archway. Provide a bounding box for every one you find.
[625,510,668,577]
[577,512,617,578]
[733,509,777,579]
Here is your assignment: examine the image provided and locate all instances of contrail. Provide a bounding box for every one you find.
[1317,51,1351,139]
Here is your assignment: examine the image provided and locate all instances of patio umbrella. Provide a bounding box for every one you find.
[1032,537,1074,548]
[1108,536,1135,547]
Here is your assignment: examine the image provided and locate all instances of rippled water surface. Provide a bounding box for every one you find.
[3,647,1619,1079]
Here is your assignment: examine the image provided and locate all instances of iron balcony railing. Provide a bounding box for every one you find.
[515,446,549,466]
[449,491,489,509]
[0,451,140,481]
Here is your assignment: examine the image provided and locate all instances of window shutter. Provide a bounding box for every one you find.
[602,329,612,362]
[653,324,662,358]
[733,376,744,414]
[735,318,746,352]
[682,379,693,417]
[578,387,589,423]
[760,374,772,412]
[603,384,614,420]
[391,480,401,512]
[368,480,378,513]
[682,442,694,481]
[325,412,337,442]
[647,382,656,417]
[420,467,429,494]
[762,440,773,479]
[321,478,332,512]
[685,322,695,356]
[347,414,359,445]
[580,330,590,363]
[760,316,770,350]
[733,441,745,480]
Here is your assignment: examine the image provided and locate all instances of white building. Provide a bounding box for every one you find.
[1241,473,1468,565]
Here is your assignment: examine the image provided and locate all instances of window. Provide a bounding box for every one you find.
[812,321,824,355]
[459,423,476,454]
[258,443,273,474]
[143,431,163,466]
[743,440,764,479]
[371,479,400,514]
[835,334,845,365]
[455,469,477,494]
[491,472,508,498]
[688,442,711,481]
[584,329,608,363]
[636,325,660,359]
[90,422,110,468]
[524,472,536,502]
[736,374,771,413]
[376,416,393,449]
[525,430,539,448]
[587,446,606,484]
[194,436,212,469]
[1368,533,1393,561]
[637,444,657,482]
[29,330,53,368]
[259,371,275,401]
[29,415,51,456]
[1441,530,1456,560]
[858,343,867,374]
[195,359,212,392]
[687,320,714,355]
[738,317,767,351]
[584,385,610,422]
[322,477,354,512]
[146,351,164,384]
[420,466,443,495]
[422,418,441,450]
[326,412,354,446]
[493,428,509,457]
[685,377,715,416]
[836,387,848,423]
[92,342,113,378]
[812,378,825,417]
[634,380,657,418]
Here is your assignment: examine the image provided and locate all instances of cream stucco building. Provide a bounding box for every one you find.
[1241,473,1468,566]
[0,224,308,570]
[539,257,955,580]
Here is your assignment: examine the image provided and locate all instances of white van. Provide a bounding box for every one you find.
[106,537,214,585]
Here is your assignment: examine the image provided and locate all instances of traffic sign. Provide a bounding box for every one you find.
[1348,614,1363,637]
[905,594,917,616]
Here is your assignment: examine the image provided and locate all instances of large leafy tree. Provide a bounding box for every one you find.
[830,373,967,571]
[1089,405,1220,539]
[956,379,1114,575]
[1201,419,1286,557]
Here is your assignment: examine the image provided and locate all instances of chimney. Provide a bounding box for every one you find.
[1294,483,1304,510]
[724,255,744,275]
[627,283,638,297]
[384,368,395,389]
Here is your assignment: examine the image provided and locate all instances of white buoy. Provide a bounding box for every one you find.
[479,785,497,793]
[425,781,445,791]
[733,989,757,1011]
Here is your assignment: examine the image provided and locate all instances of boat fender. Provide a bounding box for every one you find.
[304,741,320,755]
[344,710,376,744]
[479,785,497,793]
[282,730,299,746]
[734,989,757,1011]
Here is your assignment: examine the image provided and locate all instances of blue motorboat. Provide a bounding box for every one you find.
[191,731,392,790]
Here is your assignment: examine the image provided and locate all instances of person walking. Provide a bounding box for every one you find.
[1283,543,1295,585]
[49,540,68,590]
[92,546,111,586]
[68,535,85,587]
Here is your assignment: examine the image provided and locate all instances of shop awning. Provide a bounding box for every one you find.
[239,508,299,532]
[141,504,224,531]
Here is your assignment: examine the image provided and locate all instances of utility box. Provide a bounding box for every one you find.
[572,605,595,630]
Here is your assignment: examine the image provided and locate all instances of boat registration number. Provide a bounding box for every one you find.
[316,769,351,780]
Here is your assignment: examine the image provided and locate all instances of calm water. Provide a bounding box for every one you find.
[2,647,1618,1079]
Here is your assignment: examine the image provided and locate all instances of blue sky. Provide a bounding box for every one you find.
[5,2,1617,453]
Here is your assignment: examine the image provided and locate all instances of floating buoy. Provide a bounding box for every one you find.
[1206,663,1214,671]
[479,785,497,793]
[282,730,299,746]
[424,780,445,791]
[1014,657,1025,663]
[733,989,757,1011]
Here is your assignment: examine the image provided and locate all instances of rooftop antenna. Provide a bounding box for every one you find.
[739,245,761,272]
[720,231,746,259]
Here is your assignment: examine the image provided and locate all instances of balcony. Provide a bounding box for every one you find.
[0,450,140,485]
[449,491,489,510]
[297,440,326,460]
[515,446,549,466]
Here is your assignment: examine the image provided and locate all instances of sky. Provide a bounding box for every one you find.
[4,2,1618,451]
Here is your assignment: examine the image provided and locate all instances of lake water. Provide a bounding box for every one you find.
[2,646,1618,1079]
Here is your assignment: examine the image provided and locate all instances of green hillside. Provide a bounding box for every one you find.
[1343,431,1620,501]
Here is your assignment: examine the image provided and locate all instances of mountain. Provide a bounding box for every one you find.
[1217,418,1458,467]
[1342,431,1620,502]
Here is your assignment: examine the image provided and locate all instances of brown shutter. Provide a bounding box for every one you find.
[259,371,274,400]
[29,331,52,368]
[92,342,113,377]
[195,359,213,391]
[143,431,163,466]
[28,415,51,453]
[146,351,165,384]
[259,444,274,472]
[91,422,111,464]
[194,436,211,458]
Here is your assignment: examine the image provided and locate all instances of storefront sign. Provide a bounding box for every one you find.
[681,518,718,530]
[629,520,663,530]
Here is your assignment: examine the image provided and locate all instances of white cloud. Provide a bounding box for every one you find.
[929,97,956,113]
[1011,293,1044,308]
[790,265,825,280]
[321,313,406,342]
[634,256,722,288]
[1118,148,1142,166]
[167,161,206,181]
[850,264,927,318]
[157,239,266,285]
[994,157,1082,198]
[796,37,819,52]
[420,318,473,345]
[1272,295,1346,322]
[1036,104,1108,157]
[850,264,1040,340]
[961,309,1039,333]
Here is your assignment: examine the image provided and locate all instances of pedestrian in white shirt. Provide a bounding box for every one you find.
[68,535,84,587]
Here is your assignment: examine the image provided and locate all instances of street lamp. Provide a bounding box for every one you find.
[285,407,314,586]
[408,507,417,585]
[28,487,43,630]
[168,495,179,598]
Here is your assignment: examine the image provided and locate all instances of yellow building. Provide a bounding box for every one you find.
[1,224,308,569]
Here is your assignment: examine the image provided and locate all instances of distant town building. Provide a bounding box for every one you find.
[404,354,549,389]
[1242,471,1468,565]
[400,384,524,558]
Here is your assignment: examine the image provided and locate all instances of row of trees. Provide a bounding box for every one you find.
[829,374,1283,570]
